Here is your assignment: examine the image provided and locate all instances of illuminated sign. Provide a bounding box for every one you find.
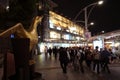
[93,40,103,51]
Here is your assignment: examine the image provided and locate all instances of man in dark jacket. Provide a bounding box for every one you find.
[101,47,111,73]
[59,47,69,73]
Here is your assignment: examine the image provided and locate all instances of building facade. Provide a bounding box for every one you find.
[38,11,85,52]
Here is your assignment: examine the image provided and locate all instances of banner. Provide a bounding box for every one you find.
[85,31,91,39]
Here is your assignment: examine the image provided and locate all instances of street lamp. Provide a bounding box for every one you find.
[73,0,104,32]
[73,0,104,46]
[90,22,94,26]
[84,0,103,31]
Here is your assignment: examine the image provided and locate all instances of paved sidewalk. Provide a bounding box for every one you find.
[34,53,120,80]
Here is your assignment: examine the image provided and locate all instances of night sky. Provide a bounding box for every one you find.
[52,0,120,36]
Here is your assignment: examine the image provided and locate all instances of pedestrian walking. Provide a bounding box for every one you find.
[101,47,111,73]
[47,47,52,56]
[78,47,85,73]
[85,47,92,70]
[92,46,100,74]
[59,47,69,73]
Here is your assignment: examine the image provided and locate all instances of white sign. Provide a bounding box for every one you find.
[93,40,103,51]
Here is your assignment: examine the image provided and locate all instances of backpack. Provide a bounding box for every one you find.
[94,50,100,60]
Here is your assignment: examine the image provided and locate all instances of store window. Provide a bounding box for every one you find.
[50,31,60,39]
[49,20,54,28]
[63,34,70,40]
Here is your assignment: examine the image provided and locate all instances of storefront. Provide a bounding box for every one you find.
[89,29,120,53]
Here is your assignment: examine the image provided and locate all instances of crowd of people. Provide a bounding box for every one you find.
[47,46,119,74]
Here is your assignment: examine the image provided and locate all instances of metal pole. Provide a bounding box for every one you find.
[84,8,88,31]
[84,7,89,46]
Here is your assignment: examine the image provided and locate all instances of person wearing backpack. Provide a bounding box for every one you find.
[92,46,100,74]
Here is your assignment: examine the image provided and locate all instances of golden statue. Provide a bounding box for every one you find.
[0,16,43,52]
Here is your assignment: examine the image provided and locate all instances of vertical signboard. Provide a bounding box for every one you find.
[85,31,91,39]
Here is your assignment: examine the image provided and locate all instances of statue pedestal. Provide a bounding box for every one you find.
[0,38,42,80]
[11,38,30,80]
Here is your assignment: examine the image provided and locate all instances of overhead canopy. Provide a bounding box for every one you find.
[89,29,120,41]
